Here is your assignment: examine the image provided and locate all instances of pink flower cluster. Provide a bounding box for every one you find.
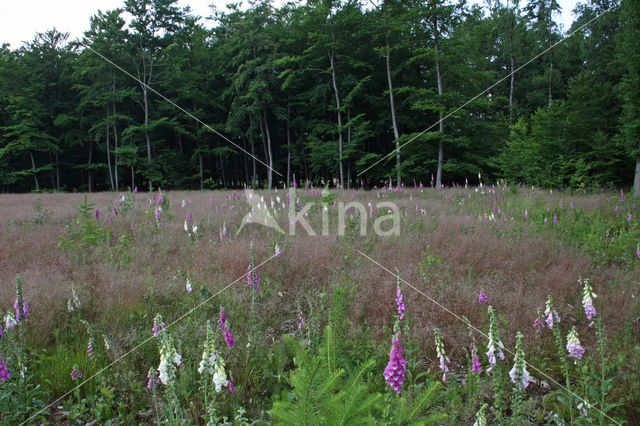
[396,285,405,320]
[0,356,9,382]
[248,265,260,294]
[220,308,235,348]
[71,366,83,381]
[383,334,407,393]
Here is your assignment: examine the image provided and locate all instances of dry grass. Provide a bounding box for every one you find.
[0,188,637,360]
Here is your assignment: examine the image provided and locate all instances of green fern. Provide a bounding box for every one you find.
[270,326,381,425]
[386,381,447,425]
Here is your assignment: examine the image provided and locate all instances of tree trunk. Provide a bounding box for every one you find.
[384,1,401,186]
[259,115,268,188]
[198,142,204,190]
[347,108,352,189]
[328,48,344,187]
[510,53,515,122]
[286,105,291,187]
[143,85,152,191]
[131,166,135,190]
[242,136,249,186]
[435,30,445,189]
[250,132,257,187]
[112,73,119,192]
[88,139,93,193]
[219,154,227,188]
[55,153,60,191]
[106,110,115,191]
[634,159,640,197]
[508,0,515,123]
[548,50,553,107]
[29,151,39,191]
[263,110,274,190]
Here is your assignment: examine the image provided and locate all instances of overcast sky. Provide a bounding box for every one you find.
[1,0,580,49]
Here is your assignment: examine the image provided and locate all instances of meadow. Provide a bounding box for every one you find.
[0,182,639,424]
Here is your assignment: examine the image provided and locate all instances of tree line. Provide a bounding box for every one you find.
[0,0,638,194]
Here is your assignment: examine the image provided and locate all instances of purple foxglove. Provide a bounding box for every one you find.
[509,332,531,389]
[566,327,585,360]
[580,277,597,325]
[0,356,9,382]
[383,333,407,393]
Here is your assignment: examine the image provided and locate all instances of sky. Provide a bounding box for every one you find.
[0,0,581,50]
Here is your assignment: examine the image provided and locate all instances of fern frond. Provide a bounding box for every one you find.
[407,381,442,421]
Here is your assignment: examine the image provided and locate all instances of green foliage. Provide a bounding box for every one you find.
[58,194,109,260]
[270,326,381,425]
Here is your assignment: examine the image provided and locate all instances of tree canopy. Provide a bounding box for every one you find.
[0,0,635,193]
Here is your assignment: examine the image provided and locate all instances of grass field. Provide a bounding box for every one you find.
[1,184,639,424]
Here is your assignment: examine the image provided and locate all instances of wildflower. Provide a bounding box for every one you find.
[533,308,546,333]
[192,224,198,235]
[544,296,560,329]
[68,285,81,312]
[473,404,488,426]
[275,243,281,257]
[509,331,531,389]
[113,207,118,216]
[577,401,589,417]
[152,314,165,337]
[87,337,98,361]
[186,276,193,293]
[524,209,529,219]
[103,334,111,351]
[184,220,189,233]
[219,308,235,348]
[71,365,83,381]
[156,319,181,386]
[182,200,186,208]
[434,328,449,382]
[472,352,482,372]
[0,356,9,382]
[94,209,99,219]
[580,277,597,326]
[478,290,487,304]
[396,280,406,320]
[469,336,482,372]
[248,242,260,294]
[566,327,585,360]
[0,324,3,339]
[198,321,229,392]
[486,306,505,370]
[637,244,640,260]
[544,217,548,224]
[4,313,17,331]
[621,190,625,202]
[553,214,558,224]
[147,367,159,390]
[14,274,28,321]
[383,332,407,393]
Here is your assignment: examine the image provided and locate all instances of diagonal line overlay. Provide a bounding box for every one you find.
[357,249,621,425]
